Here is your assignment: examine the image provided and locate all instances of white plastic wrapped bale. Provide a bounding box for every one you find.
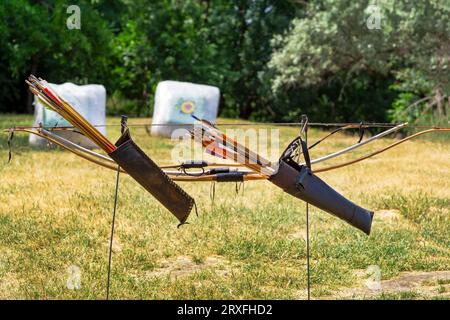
[151,81,220,137]
[29,82,107,149]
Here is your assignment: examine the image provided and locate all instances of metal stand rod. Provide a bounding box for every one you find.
[106,165,120,300]
[106,115,127,300]
[306,202,311,300]
[302,115,311,300]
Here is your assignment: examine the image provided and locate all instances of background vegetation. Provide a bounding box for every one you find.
[0,0,448,124]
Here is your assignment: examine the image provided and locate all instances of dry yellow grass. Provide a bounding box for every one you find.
[0,115,448,299]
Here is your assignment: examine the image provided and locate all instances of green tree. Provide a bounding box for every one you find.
[112,0,222,115]
[0,0,114,113]
[204,0,300,120]
[269,0,450,122]
[112,0,300,117]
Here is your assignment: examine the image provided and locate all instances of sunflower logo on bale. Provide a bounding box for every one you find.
[180,100,195,114]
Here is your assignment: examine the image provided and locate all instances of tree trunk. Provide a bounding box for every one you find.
[202,0,210,23]
[434,88,443,116]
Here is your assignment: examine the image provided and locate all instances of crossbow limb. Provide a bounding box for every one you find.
[305,123,408,165]
[314,127,450,173]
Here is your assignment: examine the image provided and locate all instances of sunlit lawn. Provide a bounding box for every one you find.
[0,114,449,299]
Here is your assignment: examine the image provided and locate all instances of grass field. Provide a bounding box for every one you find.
[0,115,449,299]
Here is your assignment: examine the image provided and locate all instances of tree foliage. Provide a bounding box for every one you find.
[269,0,450,122]
[0,0,448,124]
[112,0,299,116]
[0,0,114,113]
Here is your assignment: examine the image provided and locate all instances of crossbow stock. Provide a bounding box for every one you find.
[4,75,450,234]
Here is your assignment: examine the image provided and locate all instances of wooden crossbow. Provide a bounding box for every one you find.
[4,75,450,235]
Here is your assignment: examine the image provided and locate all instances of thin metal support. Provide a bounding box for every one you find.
[106,164,120,300]
[106,115,127,300]
[300,115,311,300]
[306,202,311,300]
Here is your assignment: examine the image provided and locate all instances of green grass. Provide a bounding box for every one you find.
[375,291,420,300]
[0,115,449,299]
[381,193,450,247]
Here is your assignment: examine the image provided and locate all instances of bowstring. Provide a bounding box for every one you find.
[4,123,448,130]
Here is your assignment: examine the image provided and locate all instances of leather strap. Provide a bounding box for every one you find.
[299,137,311,169]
